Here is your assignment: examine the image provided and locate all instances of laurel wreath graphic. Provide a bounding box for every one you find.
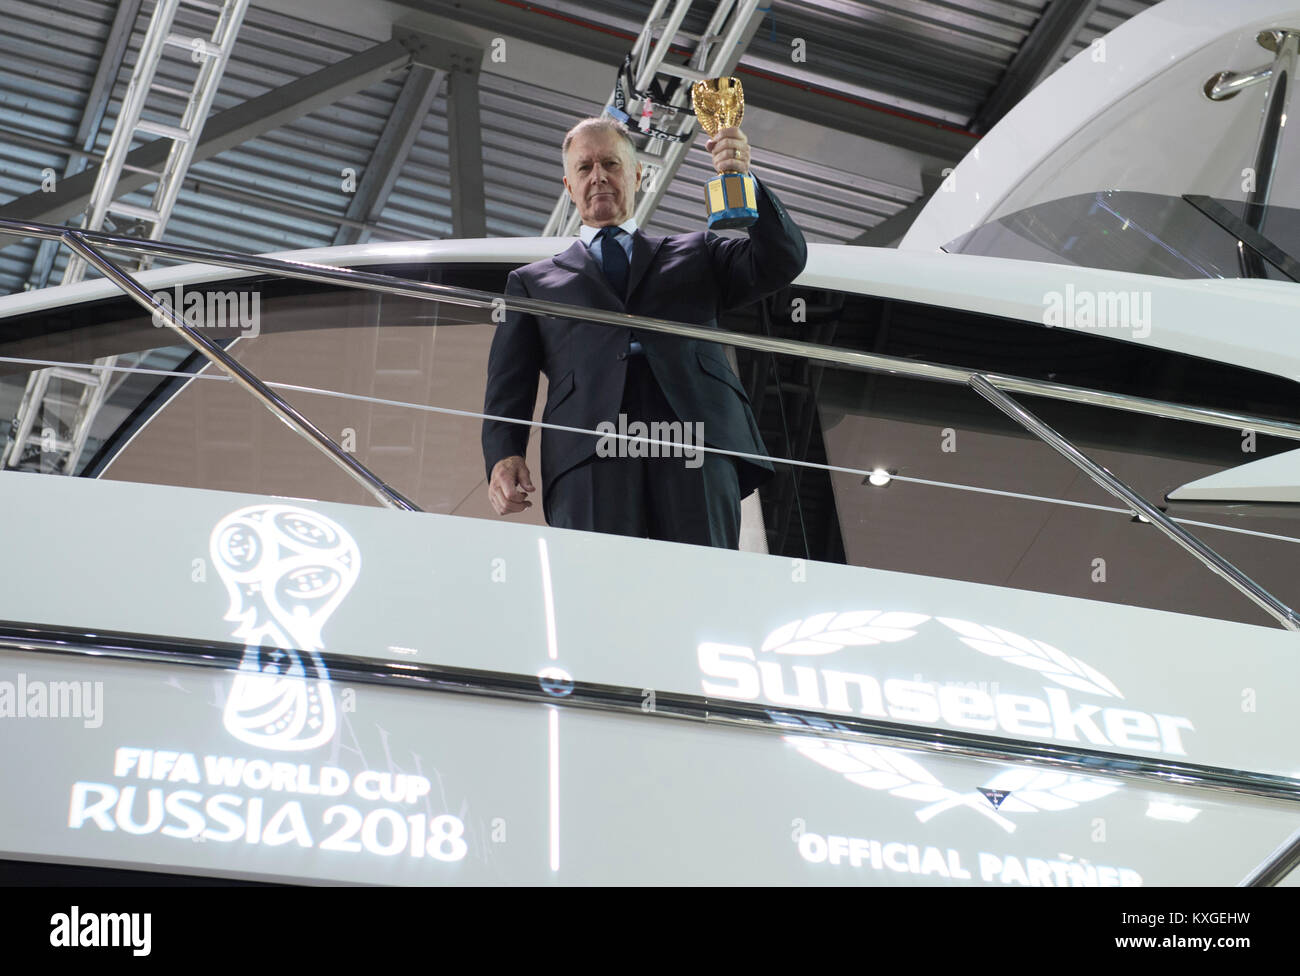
[789,737,1017,833]
[788,737,1119,833]
[761,611,932,656]
[755,611,1127,830]
[935,617,1123,699]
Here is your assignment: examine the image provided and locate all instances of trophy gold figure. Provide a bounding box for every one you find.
[690,77,759,229]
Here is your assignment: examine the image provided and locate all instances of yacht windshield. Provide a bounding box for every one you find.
[943,191,1300,283]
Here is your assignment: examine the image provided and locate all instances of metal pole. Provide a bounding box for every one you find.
[3,216,1300,445]
[1207,64,1273,100]
[1239,823,1300,886]
[1241,29,1299,277]
[969,373,1300,631]
[61,232,421,512]
[1246,29,1299,217]
[633,0,695,93]
[2,217,1298,631]
[7,620,1300,807]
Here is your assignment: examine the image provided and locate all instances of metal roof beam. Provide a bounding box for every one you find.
[0,36,415,226]
[447,63,486,239]
[970,0,1101,135]
[849,169,944,247]
[0,124,415,242]
[849,197,928,247]
[385,30,489,239]
[384,0,974,164]
[333,65,446,246]
[734,71,973,162]
[76,0,146,169]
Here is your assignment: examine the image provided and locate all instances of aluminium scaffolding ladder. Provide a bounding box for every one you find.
[4,0,250,474]
[542,0,764,237]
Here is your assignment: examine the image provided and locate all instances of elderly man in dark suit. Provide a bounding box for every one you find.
[482,115,806,548]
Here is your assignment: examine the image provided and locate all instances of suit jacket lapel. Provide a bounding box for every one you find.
[552,240,622,307]
[551,231,665,309]
[626,230,664,304]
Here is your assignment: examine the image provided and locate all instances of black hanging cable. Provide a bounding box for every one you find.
[606,52,693,143]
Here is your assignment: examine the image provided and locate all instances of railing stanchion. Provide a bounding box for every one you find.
[969,373,1300,631]
[61,231,421,512]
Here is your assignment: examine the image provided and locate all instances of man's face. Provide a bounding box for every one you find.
[563,128,642,227]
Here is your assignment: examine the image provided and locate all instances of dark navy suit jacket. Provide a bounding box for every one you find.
[481,179,807,507]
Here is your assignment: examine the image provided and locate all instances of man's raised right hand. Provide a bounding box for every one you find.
[488,456,535,515]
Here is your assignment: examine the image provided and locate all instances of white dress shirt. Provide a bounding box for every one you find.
[580,218,638,265]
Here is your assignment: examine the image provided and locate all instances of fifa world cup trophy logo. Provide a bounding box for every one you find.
[210,505,361,751]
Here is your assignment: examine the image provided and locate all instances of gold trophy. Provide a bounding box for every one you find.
[691,77,759,229]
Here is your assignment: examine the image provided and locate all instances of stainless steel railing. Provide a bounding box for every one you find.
[2,217,1300,884]
[1,215,1298,634]
[5,220,1300,439]
[3,615,1300,886]
[5,618,1300,848]
[970,375,1300,631]
[63,234,421,511]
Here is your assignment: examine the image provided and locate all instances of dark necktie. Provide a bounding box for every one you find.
[598,226,628,299]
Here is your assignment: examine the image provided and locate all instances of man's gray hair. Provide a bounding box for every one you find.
[561,116,637,167]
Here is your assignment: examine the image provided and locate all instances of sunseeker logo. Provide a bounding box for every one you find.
[698,612,1194,756]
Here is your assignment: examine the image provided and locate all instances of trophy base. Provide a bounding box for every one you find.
[705,172,759,230]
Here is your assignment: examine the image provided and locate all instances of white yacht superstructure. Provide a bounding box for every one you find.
[1,0,1299,886]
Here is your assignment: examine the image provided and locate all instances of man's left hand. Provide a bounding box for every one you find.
[706,126,750,174]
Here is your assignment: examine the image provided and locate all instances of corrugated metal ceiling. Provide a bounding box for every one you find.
[1062,0,1159,63]
[0,0,1161,296]
[551,0,1046,125]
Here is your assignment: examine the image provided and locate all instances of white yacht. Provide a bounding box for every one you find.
[1,0,1298,885]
